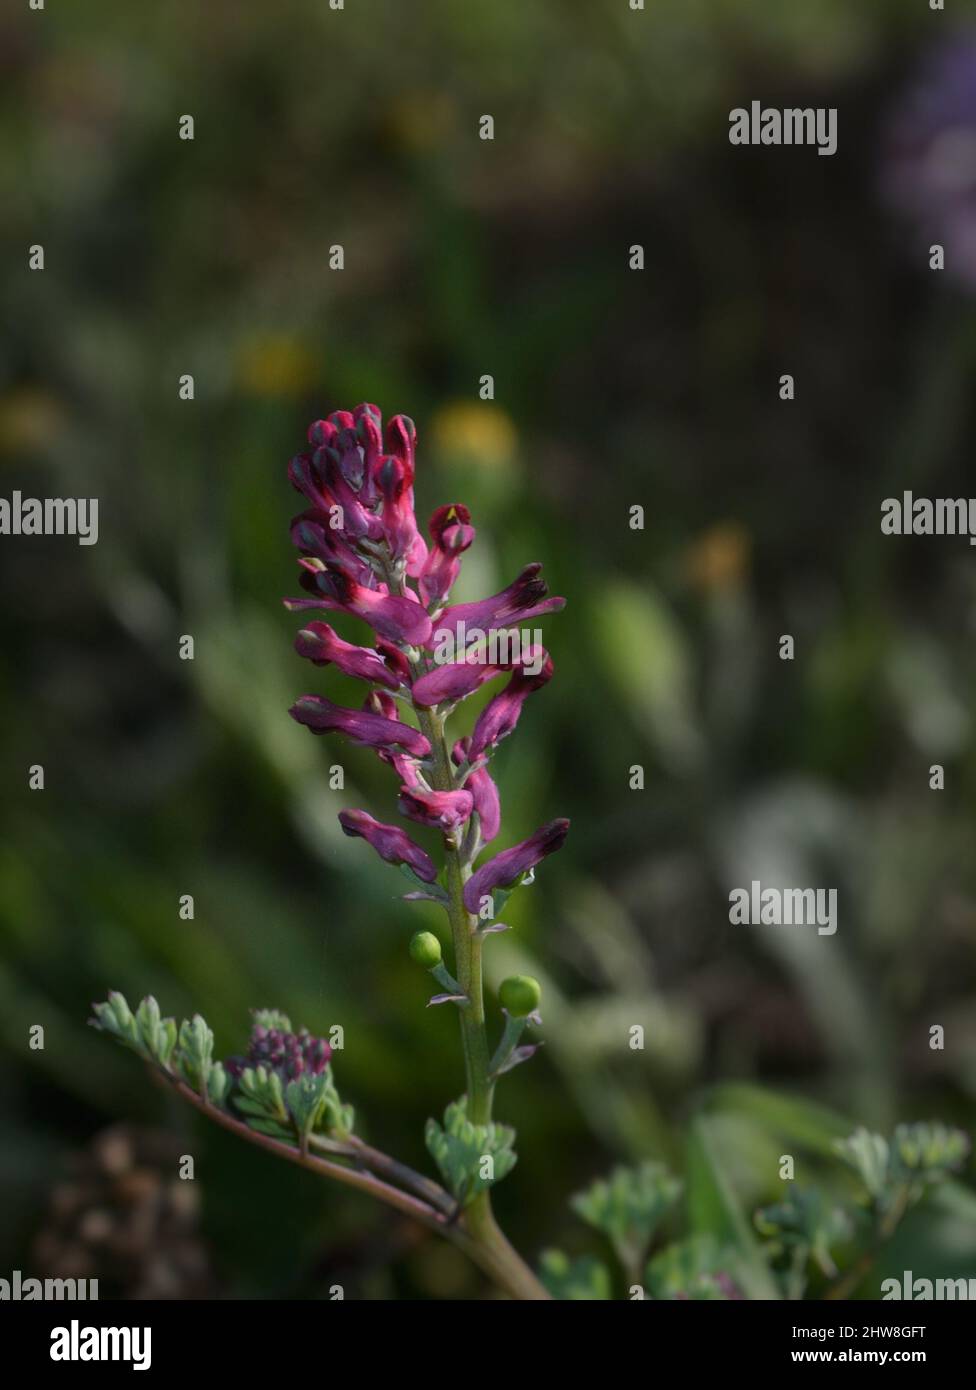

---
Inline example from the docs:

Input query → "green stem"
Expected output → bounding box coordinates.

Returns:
[823,1185,913,1300]
[415,702,493,1124]
[157,1067,549,1297]
[387,564,550,1300]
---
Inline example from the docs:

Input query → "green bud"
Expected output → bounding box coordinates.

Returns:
[409,931,443,969]
[499,975,541,1017]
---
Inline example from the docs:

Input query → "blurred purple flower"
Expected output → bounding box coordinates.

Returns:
[883,31,976,288]
[226,1021,332,1083]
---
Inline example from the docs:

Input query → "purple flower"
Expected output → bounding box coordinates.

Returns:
[398,785,474,833]
[290,513,376,586]
[295,621,403,690]
[302,569,433,647]
[289,695,431,757]
[469,654,554,758]
[339,808,438,882]
[463,819,570,914]
[453,737,501,843]
[430,564,565,648]
[412,643,550,708]
[420,503,476,607]
[284,405,566,924]
[883,32,976,289]
[226,1021,332,1083]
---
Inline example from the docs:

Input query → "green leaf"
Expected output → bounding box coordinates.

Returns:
[156,1017,178,1069]
[244,1117,295,1141]
[134,996,179,1070]
[424,1097,517,1207]
[237,1065,288,1122]
[685,1115,780,1299]
[833,1127,890,1200]
[174,1014,215,1098]
[315,1066,355,1139]
[90,991,144,1055]
[206,1061,231,1109]
[646,1234,738,1300]
[570,1161,681,1278]
[890,1122,969,1185]
[755,1187,853,1278]
[135,995,161,1057]
[538,1250,612,1300]
[250,1008,292,1033]
[285,1072,329,1140]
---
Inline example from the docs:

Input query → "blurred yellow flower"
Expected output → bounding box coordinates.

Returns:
[431,402,517,473]
[235,335,318,399]
[386,92,457,152]
[684,521,751,592]
[0,388,67,456]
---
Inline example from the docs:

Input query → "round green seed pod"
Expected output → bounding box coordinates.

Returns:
[409,931,443,969]
[499,975,541,1017]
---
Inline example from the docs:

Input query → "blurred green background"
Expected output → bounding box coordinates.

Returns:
[2,0,975,1298]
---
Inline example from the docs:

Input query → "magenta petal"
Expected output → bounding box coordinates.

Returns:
[411,656,498,706]
[451,735,501,843]
[375,453,422,563]
[430,564,565,646]
[413,643,550,708]
[398,785,474,833]
[295,622,402,690]
[338,809,437,882]
[313,571,433,646]
[466,763,501,842]
[468,656,554,758]
[289,696,430,757]
[420,503,476,606]
[463,819,570,913]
